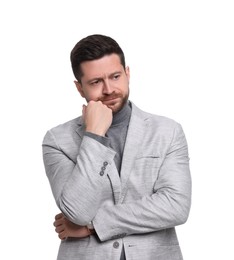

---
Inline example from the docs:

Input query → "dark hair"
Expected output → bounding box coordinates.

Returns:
[70,34,126,82]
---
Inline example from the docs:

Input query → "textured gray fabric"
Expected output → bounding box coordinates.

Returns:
[42,101,191,260]
[84,102,131,260]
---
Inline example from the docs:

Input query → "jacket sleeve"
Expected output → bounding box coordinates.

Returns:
[93,123,192,241]
[42,130,117,226]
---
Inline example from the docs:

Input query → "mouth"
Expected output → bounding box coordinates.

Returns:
[101,96,119,103]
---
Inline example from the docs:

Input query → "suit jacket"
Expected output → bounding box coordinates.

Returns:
[42,102,191,260]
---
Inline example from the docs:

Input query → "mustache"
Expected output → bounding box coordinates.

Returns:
[99,93,121,102]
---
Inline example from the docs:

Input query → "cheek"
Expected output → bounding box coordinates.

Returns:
[84,89,101,101]
[120,82,129,95]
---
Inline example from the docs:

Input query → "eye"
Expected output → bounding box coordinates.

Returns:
[90,79,101,86]
[112,74,120,80]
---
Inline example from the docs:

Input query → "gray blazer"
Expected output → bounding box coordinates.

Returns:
[42,102,191,260]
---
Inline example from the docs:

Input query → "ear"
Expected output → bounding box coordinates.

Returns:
[125,66,130,81]
[74,80,85,98]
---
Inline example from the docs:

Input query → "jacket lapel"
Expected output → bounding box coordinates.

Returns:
[75,117,85,138]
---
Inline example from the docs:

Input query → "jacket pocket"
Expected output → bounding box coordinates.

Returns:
[130,156,161,196]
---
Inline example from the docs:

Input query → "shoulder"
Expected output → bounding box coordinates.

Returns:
[49,116,82,134]
[131,102,179,128]
[130,102,186,142]
[42,116,83,145]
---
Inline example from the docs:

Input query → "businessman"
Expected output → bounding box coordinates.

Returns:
[42,34,192,260]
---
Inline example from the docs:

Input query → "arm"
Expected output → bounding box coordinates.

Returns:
[92,123,191,241]
[52,123,191,241]
[42,101,116,225]
[43,133,116,225]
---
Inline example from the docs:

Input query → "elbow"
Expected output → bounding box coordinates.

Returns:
[177,208,190,226]
[58,196,95,226]
[174,196,191,226]
[61,206,92,226]
[168,206,190,228]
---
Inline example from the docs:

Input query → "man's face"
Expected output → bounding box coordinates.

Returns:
[75,54,130,113]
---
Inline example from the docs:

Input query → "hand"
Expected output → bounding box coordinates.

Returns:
[53,213,92,240]
[82,101,113,136]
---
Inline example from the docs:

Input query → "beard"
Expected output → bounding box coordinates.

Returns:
[100,90,129,114]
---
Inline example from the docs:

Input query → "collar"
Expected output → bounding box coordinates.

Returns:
[111,101,132,126]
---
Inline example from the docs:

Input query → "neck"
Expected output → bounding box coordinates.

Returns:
[112,101,131,126]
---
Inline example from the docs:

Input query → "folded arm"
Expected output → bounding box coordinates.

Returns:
[52,123,191,241]
[92,123,192,241]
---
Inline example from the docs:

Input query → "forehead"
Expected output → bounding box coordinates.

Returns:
[80,54,123,78]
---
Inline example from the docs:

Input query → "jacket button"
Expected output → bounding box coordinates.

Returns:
[113,241,119,249]
[99,170,104,176]
[103,161,108,166]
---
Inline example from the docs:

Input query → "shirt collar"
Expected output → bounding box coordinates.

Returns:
[111,100,132,126]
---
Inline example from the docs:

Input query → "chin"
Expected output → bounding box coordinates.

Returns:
[110,100,127,114]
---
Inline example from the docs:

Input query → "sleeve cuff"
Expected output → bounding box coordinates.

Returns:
[84,132,111,147]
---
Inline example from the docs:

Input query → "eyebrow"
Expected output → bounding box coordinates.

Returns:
[87,71,123,84]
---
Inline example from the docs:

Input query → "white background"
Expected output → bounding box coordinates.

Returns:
[0,0,233,259]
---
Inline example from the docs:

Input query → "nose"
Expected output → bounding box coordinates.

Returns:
[102,80,113,94]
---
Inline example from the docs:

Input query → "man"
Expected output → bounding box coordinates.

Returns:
[42,34,191,260]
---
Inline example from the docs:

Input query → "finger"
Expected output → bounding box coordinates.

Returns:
[59,230,67,240]
[53,218,64,227]
[55,213,63,220]
[55,225,64,233]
